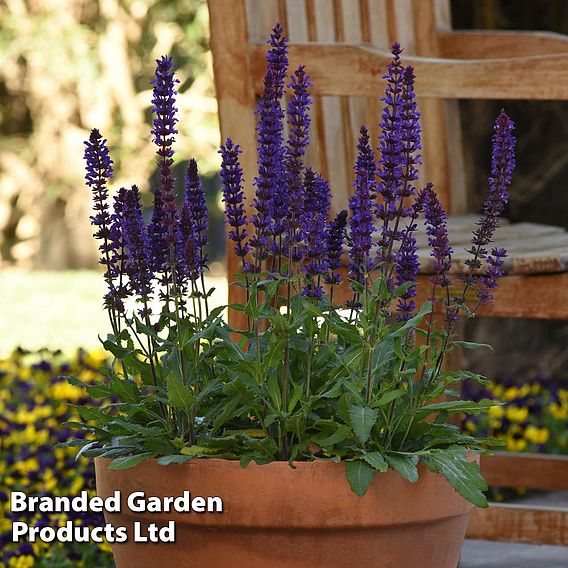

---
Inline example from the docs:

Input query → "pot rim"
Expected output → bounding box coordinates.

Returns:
[95,455,477,530]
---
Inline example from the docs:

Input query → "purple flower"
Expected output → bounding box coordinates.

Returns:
[324,210,348,285]
[280,65,313,257]
[398,65,421,200]
[148,55,181,273]
[220,139,251,266]
[185,158,209,270]
[105,188,129,313]
[348,127,376,284]
[422,184,452,290]
[377,42,404,223]
[477,247,507,304]
[179,201,202,282]
[84,129,122,311]
[464,111,515,301]
[465,111,515,271]
[250,24,288,268]
[121,186,154,314]
[301,169,331,298]
[395,225,420,320]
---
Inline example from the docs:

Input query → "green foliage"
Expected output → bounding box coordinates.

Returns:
[69,276,499,507]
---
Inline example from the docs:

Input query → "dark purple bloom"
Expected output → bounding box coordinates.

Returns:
[398,65,421,200]
[324,210,348,285]
[185,158,209,270]
[377,42,404,223]
[348,127,376,284]
[179,201,202,282]
[148,55,180,274]
[301,169,330,298]
[104,188,129,313]
[220,139,251,266]
[121,185,154,314]
[395,225,420,320]
[279,65,313,257]
[422,184,452,290]
[465,111,515,271]
[250,24,288,267]
[84,129,118,303]
[477,247,507,304]
[464,111,515,302]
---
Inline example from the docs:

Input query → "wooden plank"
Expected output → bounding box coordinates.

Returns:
[313,0,351,213]
[481,453,568,492]
[408,0,454,212]
[249,42,568,100]
[467,503,568,545]
[208,0,258,329]
[440,30,568,60]
[286,0,322,174]
[415,272,568,319]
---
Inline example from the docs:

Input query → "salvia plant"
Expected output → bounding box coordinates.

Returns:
[67,24,516,506]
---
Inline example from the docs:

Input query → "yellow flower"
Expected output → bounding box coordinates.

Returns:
[505,406,528,423]
[503,386,519,401]
[549,402,568,420]
[506,437,527,452]
[488,405,504,419]
[524,425,550,445]
[50,382,85,402]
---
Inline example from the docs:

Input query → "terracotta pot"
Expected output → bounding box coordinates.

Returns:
[95,456,476,568]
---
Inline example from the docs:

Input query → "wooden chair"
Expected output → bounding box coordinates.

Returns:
[208,0,568,545]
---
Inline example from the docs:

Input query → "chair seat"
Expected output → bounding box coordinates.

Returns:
[415,214,568,275]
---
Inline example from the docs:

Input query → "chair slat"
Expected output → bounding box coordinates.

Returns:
[249,43,568,100]
[467,504,568,546]
[482,453,568,492]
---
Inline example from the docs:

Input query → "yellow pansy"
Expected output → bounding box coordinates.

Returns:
[524,425,550,445]
[505,406,528,423]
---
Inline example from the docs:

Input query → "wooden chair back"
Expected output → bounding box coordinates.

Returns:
[208,0,568,546]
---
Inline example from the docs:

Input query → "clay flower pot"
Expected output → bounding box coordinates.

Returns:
[95,456,476,568]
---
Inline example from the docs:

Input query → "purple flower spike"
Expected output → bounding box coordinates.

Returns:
[395,226,420,320]
[250,24,288,268]
[281,65,313,253]
[348,127,376,285]
[301,169,331,298]
[324,210,348,286]
[422,184,452,290]
[377,42,404,219]
[121,186,154,314]
[84,129,120,310]
[399,65,421,200]
[179,201,202,282]
[220,139,250,264]
[466,112,515,269]
[185,159,209,270]
[148,55,180,273]
[477,247,507,304]
[464,111,515,302]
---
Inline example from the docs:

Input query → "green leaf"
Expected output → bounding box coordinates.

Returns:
[362,451,388,472]
[108,453,153,471]
[157,455,194,466]
[391,301,432,338]
[345,460,376,496]
[452,340,493,351]
[422,448,488,508]
[166,373,196,417]
[372,389,406,408]
[348,404,378,444]
[267,373,282,411]
[385,452,419,483]
[417,399,495,420]
[180,445,212,457]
